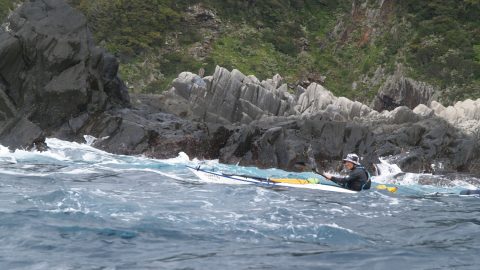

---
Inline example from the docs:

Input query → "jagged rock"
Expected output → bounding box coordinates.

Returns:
[80,108,228,160]
[428,99,480,137]
[0,117,44,150]
[216,102,479,175]
[0,0,129,149]
[0,86,16,121]
[158,66,479,175]
[296,83,373,120]
[413,104,434,118]
[160,66,297,124]
[386,106,419,124]
[431,99,480,123]
[297,83,335,114]
[373,74,435,111]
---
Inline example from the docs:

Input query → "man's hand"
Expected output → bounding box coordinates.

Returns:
[312,168,331,180]
[322,172,333,180]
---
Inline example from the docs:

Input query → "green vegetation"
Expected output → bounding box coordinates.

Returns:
[401,0,480,102]
[2,0,479,103]
[0,0,14,21]
[71,0,182,57]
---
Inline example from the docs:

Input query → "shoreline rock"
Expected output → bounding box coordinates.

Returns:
[159,67,480,176]
[0,0,129,150]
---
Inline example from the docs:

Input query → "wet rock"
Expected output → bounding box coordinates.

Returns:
[0,117,44,150]
[78,108,229,160]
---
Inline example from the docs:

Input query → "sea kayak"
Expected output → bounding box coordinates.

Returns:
[187,166,357,194]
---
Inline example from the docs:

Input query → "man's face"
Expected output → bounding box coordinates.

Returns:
[343,161,355,170]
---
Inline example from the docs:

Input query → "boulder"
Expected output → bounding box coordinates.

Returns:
[0,117,44,150]
[413,104,434,118]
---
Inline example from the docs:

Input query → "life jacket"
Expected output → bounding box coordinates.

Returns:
[357,165,371,190]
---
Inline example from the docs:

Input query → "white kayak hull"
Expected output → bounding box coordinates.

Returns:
[188,167,357,194]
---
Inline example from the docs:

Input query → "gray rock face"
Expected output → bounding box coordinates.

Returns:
[0,0,218,161]
[297,83,373,121]
[429,99,480,124]
[373,74,435,112]
[0,0,129,149]
[158,67,480,176]
[160,67,298,124]
[218,109,478,175]
[161,69,377,124]
[79,108,225,160]
[0,117,44,151]
[426,99,480,144]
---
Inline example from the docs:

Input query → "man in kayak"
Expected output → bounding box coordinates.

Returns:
[321,153,371,191]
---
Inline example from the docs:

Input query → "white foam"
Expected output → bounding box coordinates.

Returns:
[0,169,50,177]
[83,135,98,146]
[61,168,97,175]
[375,158,403,176]
[451,179,477,190]
[324,223,355,234]
[153,152,191,164]
[82,152,100,162]
[110,167,187,181]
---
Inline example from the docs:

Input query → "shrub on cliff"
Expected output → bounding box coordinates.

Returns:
[0,0,15,20]
[72,0,181,58]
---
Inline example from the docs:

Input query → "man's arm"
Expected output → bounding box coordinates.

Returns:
[322,172,348,185]
[324,170,362,185]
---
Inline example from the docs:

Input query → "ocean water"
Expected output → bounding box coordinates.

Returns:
[0,138,479,270]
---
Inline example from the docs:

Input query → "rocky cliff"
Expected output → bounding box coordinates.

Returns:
[1,0,479,177]
[0,0,217,160]
[0,0,129,149]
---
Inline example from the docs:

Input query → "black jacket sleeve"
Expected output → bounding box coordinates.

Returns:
[330,168,367,191]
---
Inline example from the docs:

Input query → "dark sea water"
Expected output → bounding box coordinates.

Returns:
[0,138,479,270]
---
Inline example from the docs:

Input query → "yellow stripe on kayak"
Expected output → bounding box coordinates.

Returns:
[269,178,311,184]
[376,184,398,193]
[270,179,399,193]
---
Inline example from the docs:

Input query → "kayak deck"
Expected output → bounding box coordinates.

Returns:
[187,167,357,194]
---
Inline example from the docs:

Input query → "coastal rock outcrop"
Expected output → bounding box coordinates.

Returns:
[159,67,297,124]
[428,99,480,131]
[0,0,129,149]
[161,68,480,176]
[77,107,226,160]
[160,67,375,124]
[373,73,435,112]
[0,0,222,160]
